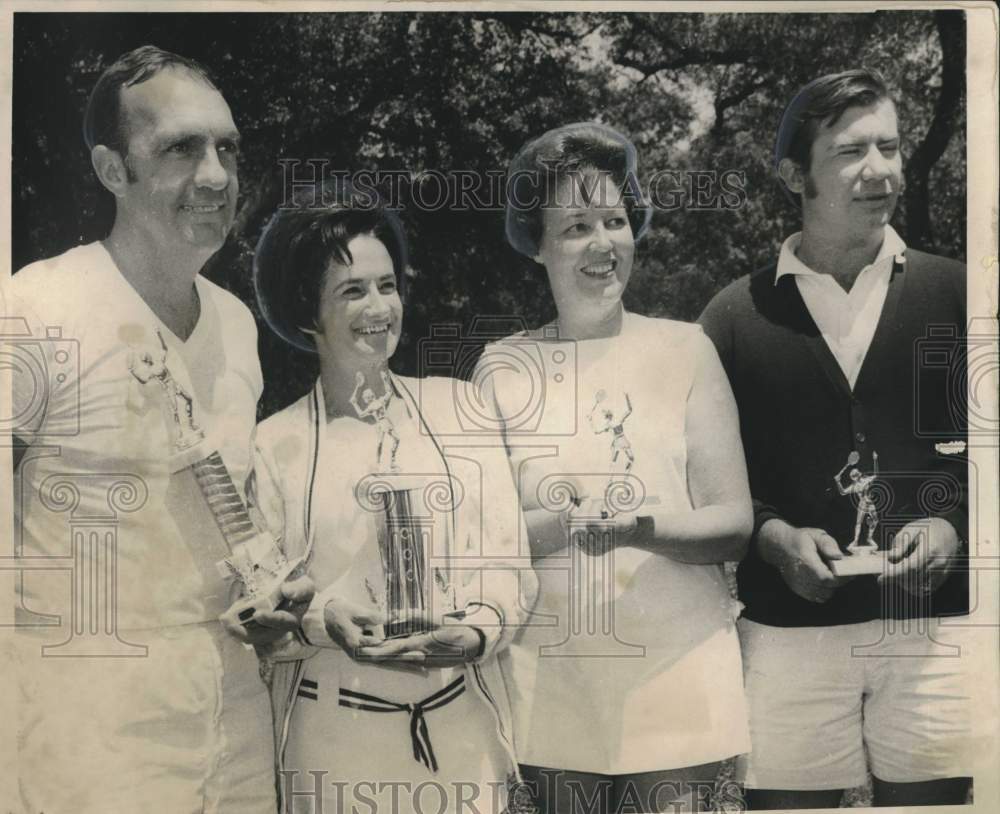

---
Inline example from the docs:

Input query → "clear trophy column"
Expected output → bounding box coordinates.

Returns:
[352,370,456,638]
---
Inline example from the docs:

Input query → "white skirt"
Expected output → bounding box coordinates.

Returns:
[284,651,513,814]
[503,621,751,774]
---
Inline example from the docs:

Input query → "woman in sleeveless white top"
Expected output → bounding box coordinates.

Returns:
[484,123,753,812]
[249,187,536,814]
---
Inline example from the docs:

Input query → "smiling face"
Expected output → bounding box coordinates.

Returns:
[533,171,635,325]
[313,234,402,369]
[116,67,240,260]
[796,99,902,243]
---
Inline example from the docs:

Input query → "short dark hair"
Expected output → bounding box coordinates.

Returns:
[775,69,893,203]
[253,184,409,354]
[83,45,219,155]
[505,122,652,258]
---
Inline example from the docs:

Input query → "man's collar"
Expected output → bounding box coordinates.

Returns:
[774,225,907,285]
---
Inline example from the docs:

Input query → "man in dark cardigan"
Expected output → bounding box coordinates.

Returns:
[700,69,970,809]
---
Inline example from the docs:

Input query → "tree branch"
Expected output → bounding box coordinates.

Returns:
[712,75,769,135]
[903,10,965,251]
[611,15,755,79]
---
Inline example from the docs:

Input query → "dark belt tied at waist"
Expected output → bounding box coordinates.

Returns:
[338,674,466,773]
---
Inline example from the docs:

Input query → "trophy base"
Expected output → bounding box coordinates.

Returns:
[384,617,437,639]
[829,549,888,576]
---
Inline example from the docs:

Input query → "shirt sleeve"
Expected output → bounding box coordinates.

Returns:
[245,429,320,660]
[245,437,288,547]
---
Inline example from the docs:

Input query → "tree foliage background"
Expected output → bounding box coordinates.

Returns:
[12,11,966,419]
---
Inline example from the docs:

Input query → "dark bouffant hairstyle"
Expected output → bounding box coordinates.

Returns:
[505,122,652,258]
[254,184,408,354]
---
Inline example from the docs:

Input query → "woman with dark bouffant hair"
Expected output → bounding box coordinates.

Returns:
[250,184,536,814]
[479,123,754,812]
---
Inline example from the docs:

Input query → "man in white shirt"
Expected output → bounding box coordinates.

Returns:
[773,222,904,391]
[6,45,308,812]
[700,68,970,809]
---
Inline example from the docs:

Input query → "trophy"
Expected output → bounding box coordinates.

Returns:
[128,332,302,626]
[587,389,635,520]
[829,450,888,576]
[352,370,456,638]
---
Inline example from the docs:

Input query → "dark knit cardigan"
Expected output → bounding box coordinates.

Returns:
[700,249,968,627]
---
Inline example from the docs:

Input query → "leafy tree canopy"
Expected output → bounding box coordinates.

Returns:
[12,11,965,417]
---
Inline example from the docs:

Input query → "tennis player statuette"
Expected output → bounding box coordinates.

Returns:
[829,450,888,576]
[587,389,634,520]
[128,332,302,626]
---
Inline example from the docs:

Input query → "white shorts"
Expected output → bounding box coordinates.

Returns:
[736,617,973,790]
[17,624,276,813]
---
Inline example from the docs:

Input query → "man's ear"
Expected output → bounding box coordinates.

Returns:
[91,145,130,197]
[778,158,805,195]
